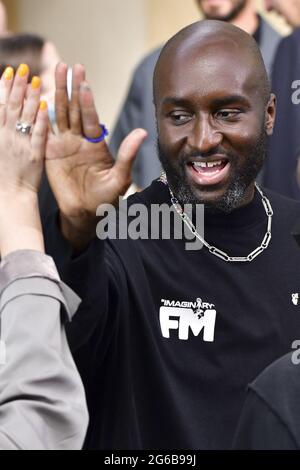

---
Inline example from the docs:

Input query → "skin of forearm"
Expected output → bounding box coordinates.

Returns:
[0,192,44,257]
[59,211,98,251]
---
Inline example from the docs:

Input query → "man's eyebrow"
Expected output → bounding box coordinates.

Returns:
[161,95,251,108]
[211,95,251,108]
[161,96,192,107]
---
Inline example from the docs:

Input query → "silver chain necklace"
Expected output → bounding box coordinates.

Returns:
[159,172,273,263]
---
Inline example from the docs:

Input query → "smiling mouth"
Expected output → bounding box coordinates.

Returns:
[187,158,230,186]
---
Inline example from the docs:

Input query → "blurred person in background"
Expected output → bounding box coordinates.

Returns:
[263,0,300,199]
[41,19,300,449]
[110,0,282,189]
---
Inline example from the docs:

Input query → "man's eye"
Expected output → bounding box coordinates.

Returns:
[169,113,192,124]
[215,110,241,119]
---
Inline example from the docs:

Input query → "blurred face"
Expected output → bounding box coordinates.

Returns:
[265,0,300,27]
[155,42,276,213]
[0,41,59,101]
[197,0,248,21]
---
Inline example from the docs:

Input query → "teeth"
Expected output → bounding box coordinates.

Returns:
[193,160,224,168]
[193,162,208,168]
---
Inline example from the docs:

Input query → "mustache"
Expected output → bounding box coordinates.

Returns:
[179,147,236,164]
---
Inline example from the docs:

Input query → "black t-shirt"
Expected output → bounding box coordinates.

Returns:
[47,180,300,450]
[233,352,300,450]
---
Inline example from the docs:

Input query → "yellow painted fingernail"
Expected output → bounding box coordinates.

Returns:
[3,66,14,80]
[40,100,47,111]
[31,76,41,89]
[17,63,29,77]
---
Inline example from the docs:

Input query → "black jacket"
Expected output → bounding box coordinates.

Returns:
[264,29,300,199]
[233,352,300,450]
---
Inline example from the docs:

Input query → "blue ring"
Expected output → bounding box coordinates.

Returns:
[85,124,109,143]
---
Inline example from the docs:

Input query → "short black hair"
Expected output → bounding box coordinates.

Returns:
[0,33,45,77]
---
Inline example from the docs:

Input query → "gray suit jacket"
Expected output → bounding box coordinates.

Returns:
[110,17,281,188]
[0,250,88,450]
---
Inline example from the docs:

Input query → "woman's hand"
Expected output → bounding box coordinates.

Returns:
[0,64,49,257]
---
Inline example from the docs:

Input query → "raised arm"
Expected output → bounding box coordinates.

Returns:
[0,65,88,450]
[45,63,147,250]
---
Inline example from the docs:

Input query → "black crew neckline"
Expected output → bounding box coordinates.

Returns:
[203,187,267,230]
[147,180,267,232]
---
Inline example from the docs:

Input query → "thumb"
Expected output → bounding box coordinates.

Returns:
[114,128,148,179]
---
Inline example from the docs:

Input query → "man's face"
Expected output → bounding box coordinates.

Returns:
[197,0,248,22]
[155,43,275,212]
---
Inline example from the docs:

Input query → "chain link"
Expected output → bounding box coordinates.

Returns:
[159,172,273,263]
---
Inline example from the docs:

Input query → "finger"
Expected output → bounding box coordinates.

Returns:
[48,119,55,135]
[25,83,31,100]
[6,64,30,128]
[78,81,101,139]
[31,101,49,160]
[20,76,42,126]
[0,67,14,126]
[115,128,148,181]
[69,63,85,135]
[55,62,69,132]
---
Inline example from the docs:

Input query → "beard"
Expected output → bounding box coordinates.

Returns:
[158,126,268,214]
[202,0,248,22]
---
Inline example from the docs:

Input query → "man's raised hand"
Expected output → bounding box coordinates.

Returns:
[46,63,147,245]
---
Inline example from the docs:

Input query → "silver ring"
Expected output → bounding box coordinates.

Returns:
[16,121,32,135]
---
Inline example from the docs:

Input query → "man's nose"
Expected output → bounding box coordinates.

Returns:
[187,116,223,155]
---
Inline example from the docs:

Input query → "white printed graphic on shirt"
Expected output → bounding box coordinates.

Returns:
[292,293,299,306]
[159,297,217,342]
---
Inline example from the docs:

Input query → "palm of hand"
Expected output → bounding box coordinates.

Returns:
[44,63,146,225]
[46,130,127,217]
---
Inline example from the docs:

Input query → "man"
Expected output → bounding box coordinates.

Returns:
[263,0,300,199]
[44,20,300,449]
[109,0,281,189]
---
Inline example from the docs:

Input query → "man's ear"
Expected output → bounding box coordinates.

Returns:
[265,93,276,136]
